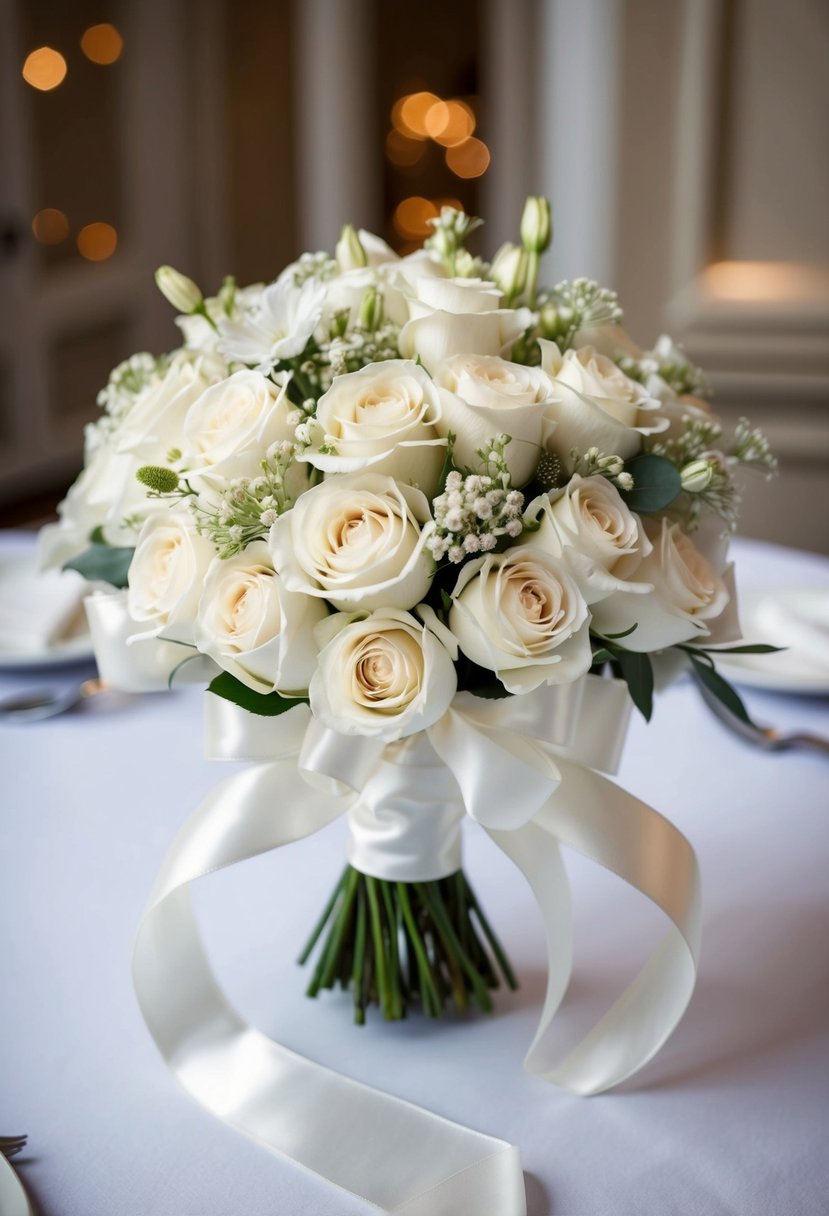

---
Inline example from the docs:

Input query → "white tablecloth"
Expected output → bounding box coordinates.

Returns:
[2,535,828,1216]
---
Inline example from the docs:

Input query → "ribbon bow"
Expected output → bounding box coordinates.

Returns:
[130,672,700,1215]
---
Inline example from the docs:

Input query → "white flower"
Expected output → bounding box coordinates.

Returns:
[448,545,592,692]
[193,540,327,693]
[529,475,652,603]
[127,507,215,643]
[218,276,325,370]
[570,323,643,360]
[540,342,668,471]
[155,265,202,314]
[269,472,434,612]
[310,609,457,741]
[300,360,447,495]
[181,370,297,483]
[398,276,533,372]
[118,350,228,457]
[434,354,555,485]
[590,516,738,651]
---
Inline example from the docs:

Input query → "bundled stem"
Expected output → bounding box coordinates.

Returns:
[300,865,518,1023]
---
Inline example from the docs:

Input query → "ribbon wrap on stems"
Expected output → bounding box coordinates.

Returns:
[128,661,701,1215]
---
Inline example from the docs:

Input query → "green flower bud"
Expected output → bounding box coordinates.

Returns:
[336,223,367,271]
[154,265,203,314]
[520,196,552,254]
[136,465,181,494]
[490,242,527,299]
[680,458,715,494]
[359,286,383,331]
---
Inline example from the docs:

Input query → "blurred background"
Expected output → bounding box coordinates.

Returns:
[1,0,827,550]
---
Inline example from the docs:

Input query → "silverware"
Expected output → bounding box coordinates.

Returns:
[0,677,107,722]
[697,681,829,756]
[0,1135,27,1159]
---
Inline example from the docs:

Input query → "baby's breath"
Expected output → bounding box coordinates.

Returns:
[193,441,298,557]
[537,279,623,350]
[569,447,633,492]
[428,435,524,563]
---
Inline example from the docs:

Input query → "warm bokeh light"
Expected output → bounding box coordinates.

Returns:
[77,222,118,261]
[393,196,438,239]
[429,100,476,147]
[80,23,124,65]
[32,208,70,245]
[703,260,829,303]
[394,92,440,140]
[445,137,491,179]
[385,129,425,169]
[22,47,67,91]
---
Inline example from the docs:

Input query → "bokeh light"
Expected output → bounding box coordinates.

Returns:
[432,100,476,147]
[32,208,70,245]
[77,222,118,261]
[394,92,440,140]
[22,47,67,91]
[445,137,490,179]
[393,196,439,239]
[385,129,425,169]
[80,23,124,65]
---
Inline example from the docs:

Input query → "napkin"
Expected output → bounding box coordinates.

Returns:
[0,555,88,651]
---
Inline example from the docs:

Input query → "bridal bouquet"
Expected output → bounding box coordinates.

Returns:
[44,199,776,1029]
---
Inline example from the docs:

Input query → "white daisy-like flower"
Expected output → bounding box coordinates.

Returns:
[218,276,325,371]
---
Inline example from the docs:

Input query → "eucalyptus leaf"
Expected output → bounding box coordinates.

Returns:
[207,670,309,717]
[612,647,654,721]
[64,544,135,588]
[687,654,755,726]
[621,453,682,513]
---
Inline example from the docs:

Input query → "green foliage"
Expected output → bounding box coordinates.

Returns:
[207,670,309,717]
[64,543,134,588]
[621,453,682,513]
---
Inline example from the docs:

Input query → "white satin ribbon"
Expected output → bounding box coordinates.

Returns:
[133,676,700,1214]
[85,592,217,692]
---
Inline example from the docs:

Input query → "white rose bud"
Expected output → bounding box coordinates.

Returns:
[336,223,368,272]
[520,196,552,254]
[590,517,738,651]
[310,609,457,741]
[269,472,435,612]
[529,475,652,603]
[680,458,715,494]
[127,507,215,643]
[448,544,592,693]
[398,275,532,373]
[155,265,203,314]
[489,242,527,300]
[194,540,327,694]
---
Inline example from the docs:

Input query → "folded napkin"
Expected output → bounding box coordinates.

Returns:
[755,591,829,670]
[0,554,87,651]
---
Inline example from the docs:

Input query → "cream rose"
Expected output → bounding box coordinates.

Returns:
[529,475,652,603]
[301,360,447,496]
[127,507,215,643]
[540,342,668,472]
[590,516,739,651]
[399,276,533,373]
[269,472,434,612]
[182,369,296,482]
[193,541,328,694]
[448,545,592,692]
[310,609,457,741]
[434,354,554,485]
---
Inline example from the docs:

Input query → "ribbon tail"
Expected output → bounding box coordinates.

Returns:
[133,760,527,1215]
[488,760,701,1096]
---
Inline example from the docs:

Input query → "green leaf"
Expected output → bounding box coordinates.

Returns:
[687,653,755,725]
[621,453,682,513]
[207,670,309,717]
[64,544,135,588]
[602,623,638,640]
[613,648,654,720]
[89,525,107,545]
[695,643,784,655]
[590,647,614,666]
[435,433,457,497]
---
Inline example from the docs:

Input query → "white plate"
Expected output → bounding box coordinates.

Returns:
[0,1155,33,1216]
[0,550,95,670]
[715,587,829,695]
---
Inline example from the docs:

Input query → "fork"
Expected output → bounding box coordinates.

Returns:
[697,681,829,756]
[0,1134,27,1159]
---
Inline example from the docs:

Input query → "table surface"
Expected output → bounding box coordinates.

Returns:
[2,534,828,1216]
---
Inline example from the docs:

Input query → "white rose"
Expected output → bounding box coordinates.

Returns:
[193,540,327,694]
[269,472,434,612]
[127,507,215,643]
[529,475,652,603]
[310,609,457,741]
[301,360,447,495]
[434,354,554,485]
[448,545,592,693]
[590,516,739,651]
[571,323,643,360]
[118,350,227,455]
[182,369,295,482]
[540,342,668,471]
[399,276,533,373]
